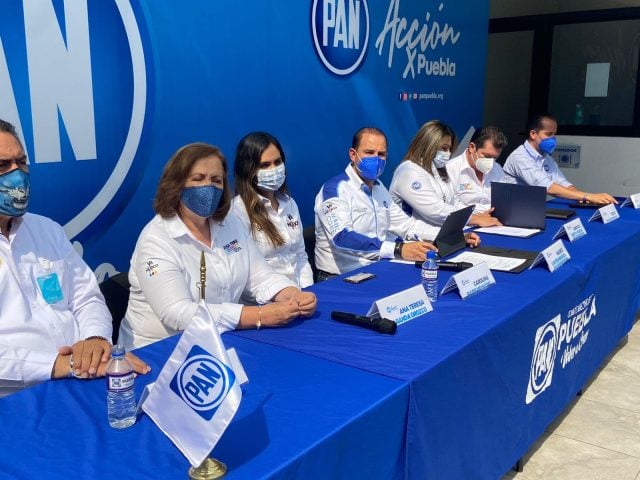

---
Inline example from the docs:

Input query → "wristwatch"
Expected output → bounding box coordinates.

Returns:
[394,241,404,259]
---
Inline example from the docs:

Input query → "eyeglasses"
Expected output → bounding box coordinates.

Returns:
[0,155,28,174]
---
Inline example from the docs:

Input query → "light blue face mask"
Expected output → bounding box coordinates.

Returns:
[432,150,451,169]
[356,155,386,181]
[539,137,557,154]
[0,168,30,217]
[180,184,223,218]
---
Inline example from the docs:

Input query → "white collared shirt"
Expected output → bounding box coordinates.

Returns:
[231,193,313,292]
[503,141,572,189]
[0,213,112,397]
[389,160,465,226]
[119,213,296,349]
[446,152,515,213]
[314,164,439,275]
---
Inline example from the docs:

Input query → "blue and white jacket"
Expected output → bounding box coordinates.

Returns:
[314,164,439,275]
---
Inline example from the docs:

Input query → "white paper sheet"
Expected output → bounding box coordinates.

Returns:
[474,226,541,237]
[447,251,526,272]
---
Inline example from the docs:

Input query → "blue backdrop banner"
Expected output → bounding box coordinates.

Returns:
[0,0,488,276]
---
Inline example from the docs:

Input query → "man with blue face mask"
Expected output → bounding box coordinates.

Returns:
[0,119,149,396]
[314,127,441,279]
[503,113,617,205]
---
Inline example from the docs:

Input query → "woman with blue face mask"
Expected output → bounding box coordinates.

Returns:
[232,132,313,293]
[389,120,490,233]
[119,143,317,349]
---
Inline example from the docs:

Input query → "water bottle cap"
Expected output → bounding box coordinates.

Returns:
[111,344,126,357]
[427,250,436,259]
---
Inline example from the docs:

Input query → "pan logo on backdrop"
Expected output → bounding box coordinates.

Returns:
[311,0,460,80]
[374,0,460,79]
[0,0,147,244]
[525,295,597,404]
[311,0,370,75]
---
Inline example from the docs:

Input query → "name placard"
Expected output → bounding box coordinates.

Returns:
[440,262,496,299]
[367,284,432,326]
[621,193,640,209]
[589,203,620,224]
[530,239,571,272]
[552,217,587,242]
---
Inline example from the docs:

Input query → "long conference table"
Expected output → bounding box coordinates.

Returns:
[2,200,640,479]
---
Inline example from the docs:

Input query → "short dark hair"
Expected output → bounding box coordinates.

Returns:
[153,143,232,221]
[470,126,508,150]
[351,127,387,150]
[0,119,23,148]
[527,113,557,133]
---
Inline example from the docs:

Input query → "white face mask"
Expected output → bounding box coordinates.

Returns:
[475,157,495,175]
[256,163,286,191]
[432,150,451,169]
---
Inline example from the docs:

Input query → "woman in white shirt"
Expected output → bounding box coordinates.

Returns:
[390,120,497,227]
[232,132,313,294]
[119,143,317,349]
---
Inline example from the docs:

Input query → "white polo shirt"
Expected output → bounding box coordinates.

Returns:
[389,160,465,226]
[119,212,296,349]
[232,193,313,292]
[0,213,112,396]
[447,152,515,213]
[503,141,572,189]
[314,164,439,275]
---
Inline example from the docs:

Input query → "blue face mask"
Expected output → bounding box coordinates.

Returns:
[180,184,223,218]
[539,137,557,154]
[356,155,386,181]
[0,168,30,217]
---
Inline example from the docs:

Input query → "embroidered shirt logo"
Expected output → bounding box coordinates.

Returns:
[145,260,159,277]
[223,240,242,254]
[322,202,338,215]
[411,181,422,191]
[286,214,299,230]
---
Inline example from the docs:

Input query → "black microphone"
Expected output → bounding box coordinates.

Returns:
[414,260,473,271]
[330,311,397,335]
[438,261,473,271]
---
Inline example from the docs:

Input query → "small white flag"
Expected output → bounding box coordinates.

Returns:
[142,301,242,466]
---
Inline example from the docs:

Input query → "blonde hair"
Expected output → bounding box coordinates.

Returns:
[403,120,456,179]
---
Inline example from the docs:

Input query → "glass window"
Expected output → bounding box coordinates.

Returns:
[548,19,640,127]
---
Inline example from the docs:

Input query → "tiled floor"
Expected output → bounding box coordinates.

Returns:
[501,316,640,480]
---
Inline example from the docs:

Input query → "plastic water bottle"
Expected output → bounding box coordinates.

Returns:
[106,344,136,429]
[421,250,439,303]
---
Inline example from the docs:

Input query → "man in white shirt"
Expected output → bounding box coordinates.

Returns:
[447,126,513,214]
[503,114,617,205]
[314,127,478,279]
[0,119,148,396]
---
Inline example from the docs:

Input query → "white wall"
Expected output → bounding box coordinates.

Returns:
[558,136,640,197]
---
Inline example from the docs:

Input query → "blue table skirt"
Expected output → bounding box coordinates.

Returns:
[232,205,640,479]
[0,334,409,480]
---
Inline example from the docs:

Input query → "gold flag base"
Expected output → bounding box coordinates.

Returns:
[188,458,227,479]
